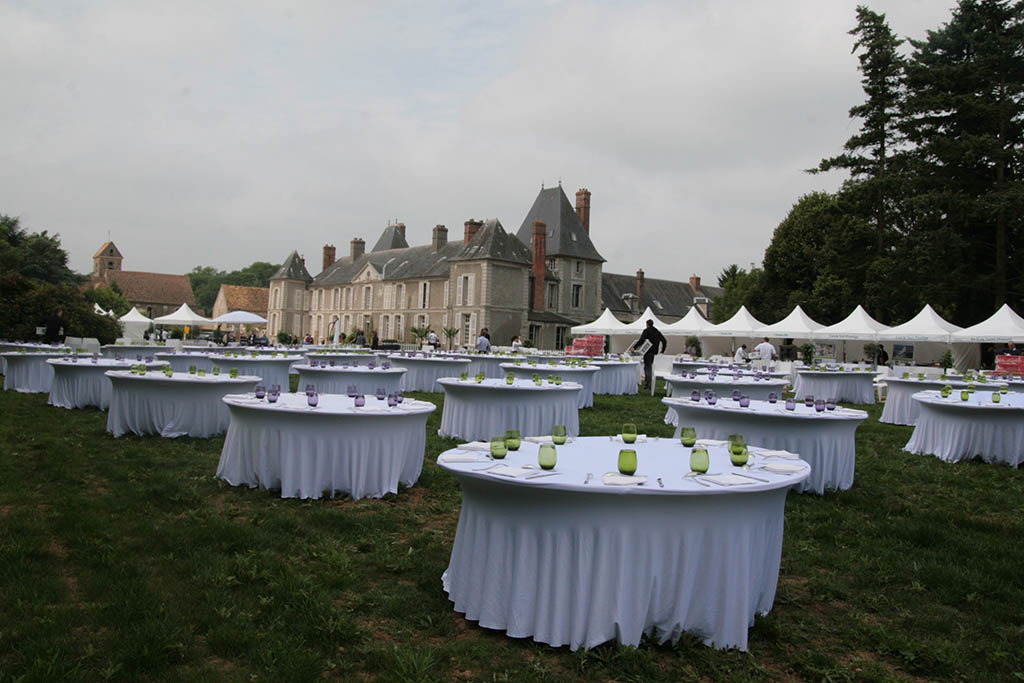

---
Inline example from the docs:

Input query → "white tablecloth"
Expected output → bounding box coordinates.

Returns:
[589,361,640,395]
[101,344,165,359]
[217,393,436,499]
[904,390,1024,466]
[105,371,260,438]
[0,343,69,373]
[880,377,1004,425]
[48,358,167,410]
[207,355,294,388]
[793,371,876,404]
[500,363,598,408]
[295,365,406,396]
[662,375,790,424]
[154,352,215,373]
[2,352,67,393]
[438,437,809,651]
[671,359,731,374]
[662,397,867,494]
[389,356,472,392]
[437,378,581,441]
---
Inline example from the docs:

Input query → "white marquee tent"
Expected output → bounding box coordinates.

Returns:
[620,307,671,333]
[757,305,824,340]
[703,305,766,338]
[153,303,211,326]
[951,303,1024,343]
[877,304,962,343]
[662,307,715,337]
[570,308,632,335]
[814,305,889,341]
[118,307,153,341]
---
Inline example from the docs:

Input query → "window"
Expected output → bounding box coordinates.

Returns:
[420,281,430,309]
[547,257,556,272]
[575,260,582,275]
[458,275,469,306]
[381,315,391,339]
[362,286,372,310]
[397,284,405,309]
[107,261,113,268]
[294,290,302,308]
[555,326,566,349]
[528,324,541,344]
[273,287,280,309]
[546,283,557,309]
[395,314,404,341]
[417,314,428,329]
[462,313,472,345]
[571,284,582,308]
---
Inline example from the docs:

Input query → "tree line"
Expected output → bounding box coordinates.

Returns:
[714,1,1024,327]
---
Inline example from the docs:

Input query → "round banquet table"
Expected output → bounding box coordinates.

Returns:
[880,377,1005,426]
[216,392,436,499]
[662,396,867,494]
[295,364,406,396]
[662,374,790,424]
[437,377,581,441]
[206,354,294,388]
[671,359,732,374]
[154,352,215,373]
[105,371,260,438]
[48,358,168,410]
[389,355,472,392]
[2,351,68,393]
[904,390,1024,466]
[438,436,809,651]
[0,343,69,374]
[793,370,876,404]
[589,360,640,395]
[694,367,789,379]
[500,362,599,408]
[100,344,164,359]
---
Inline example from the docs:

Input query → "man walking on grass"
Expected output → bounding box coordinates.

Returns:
[633,319,667,392]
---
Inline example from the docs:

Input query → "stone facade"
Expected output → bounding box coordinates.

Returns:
[89,241,196,318]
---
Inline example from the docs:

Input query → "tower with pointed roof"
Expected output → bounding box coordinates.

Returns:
[267,250,313,339]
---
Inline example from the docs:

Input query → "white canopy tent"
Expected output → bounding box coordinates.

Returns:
[118,307,153,341]
[570,308,632,335]
[952,304,1024,343]
[210,311,268,325]
[620,307,671,333]
[703,305,766,338]
[153,303,211,326]
[877,304,962,344]
[814,305,889,341]
[661,307,715,337]
[757,305,824,339]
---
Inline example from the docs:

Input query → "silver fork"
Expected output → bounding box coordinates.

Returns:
[583,472,593,485]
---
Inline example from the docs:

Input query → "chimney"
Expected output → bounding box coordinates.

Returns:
[689,274,701,292]
[322,244,336,271]
[432,224,448,252]
[575,188,591,234]
[636,268,645,306]
[464,218,483,244]
[396,222,406,241]
[532,220,547,311]
[350,238,365,260]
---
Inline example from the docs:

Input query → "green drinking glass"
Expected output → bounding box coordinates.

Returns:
[728,433,746,456]
[554,375,563,385]
[189,365,197,374]
[680,426,697,448]
[960,390,970,401]
[689,447,709,474]
[505,372,515,385]
[538,444,557,470]
[731,444,749,467]
[992,391,1001,403]
[212,366,220,375]
[460,371,468,381]
[505,429,521,451]
[490,436,508,459]
[968,383,976,394]
[941,387,951,398]
[622,423,637,444]
[617,449,637,476]
[1000,385,1008,394]
[230,368,238,378]
[552,424,567,445]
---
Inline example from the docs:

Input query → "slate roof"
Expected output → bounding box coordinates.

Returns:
[313,219,533,286]
[601,272,722,320]
[219,284,269,313]
[271,250,313,282]
[515,186,604,262]
[94,241,122,258]
[527,310,581,325]
[372,224,410,252]
[95,270,195,306]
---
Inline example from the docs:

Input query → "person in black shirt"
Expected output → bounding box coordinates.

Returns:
[1002,340,1022,356]
[633,319,667,391]
[44,307,64,343]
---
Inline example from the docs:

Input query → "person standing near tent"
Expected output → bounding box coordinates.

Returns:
[632,319,667,391]
[44,307,64,343]
[733,344,748,363]
[754,337,777,364]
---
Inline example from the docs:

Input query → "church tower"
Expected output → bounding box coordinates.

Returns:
[93,241,123,277]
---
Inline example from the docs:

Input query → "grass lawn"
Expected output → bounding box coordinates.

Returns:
[1,378,1022,681]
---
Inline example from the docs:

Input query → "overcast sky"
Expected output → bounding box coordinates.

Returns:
[2,0,955,284]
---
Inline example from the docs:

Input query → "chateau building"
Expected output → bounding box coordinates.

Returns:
[90,241,196,318]
[267,185,717,348]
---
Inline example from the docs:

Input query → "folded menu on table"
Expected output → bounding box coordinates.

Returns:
[439,452,490,463]
[702,473,756,486]
[455,441,492,451]
[695,439,728,447]
[488,465,537,479]
[602,472,648,486]
[610,434,647,443]
[750,448,799,459]
[759,462,806,474]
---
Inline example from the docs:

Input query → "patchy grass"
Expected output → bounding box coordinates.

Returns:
[0,379,1022,681]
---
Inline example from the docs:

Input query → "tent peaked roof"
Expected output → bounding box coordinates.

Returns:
[119,306,153,323]
[758,305,824,339]
[211,310,268,324]
[621,307,671,333]
[704,305,766,337]
[662,306,714,336]
[570,308,629,335]
[153,303,211,325]
[877,304,962,342]
[814,305,889,341]
[952,303,1024,343]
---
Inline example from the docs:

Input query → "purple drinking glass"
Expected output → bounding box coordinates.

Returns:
[815,399,825,413]
[690,390,700,401]
[382,360,391,370]
[785,398,796,411]
[395,391,404,404]
[376,387,386,400]
[136,354,143,361]
[307,392,319,408]
[267,391,278,404]
[347,384,357,398]
[707,393,718,406]
[305,383,315,396]
[767,392,778,403]
[354,394,366,407]
[804,396,814,407]
[739,395,750,408]
[368,361,377,370]
[255,384,266,399]
[732,389,741,401]
[387,394,398,407]
[826,398,837,411]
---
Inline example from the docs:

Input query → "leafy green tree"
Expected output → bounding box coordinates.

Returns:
[0,214,82,286]
[188,261,281,314]
[712,265,766,323]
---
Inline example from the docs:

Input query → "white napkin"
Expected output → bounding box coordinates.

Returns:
[488,465,536,479]
[702,473,756,486]
[610,434,647,443]
[602,472,648,486]
[455,441,493,451]
[759,462,806,474]
[750,448,800,460]
[439,452,490,463]
[695,439,728,448]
